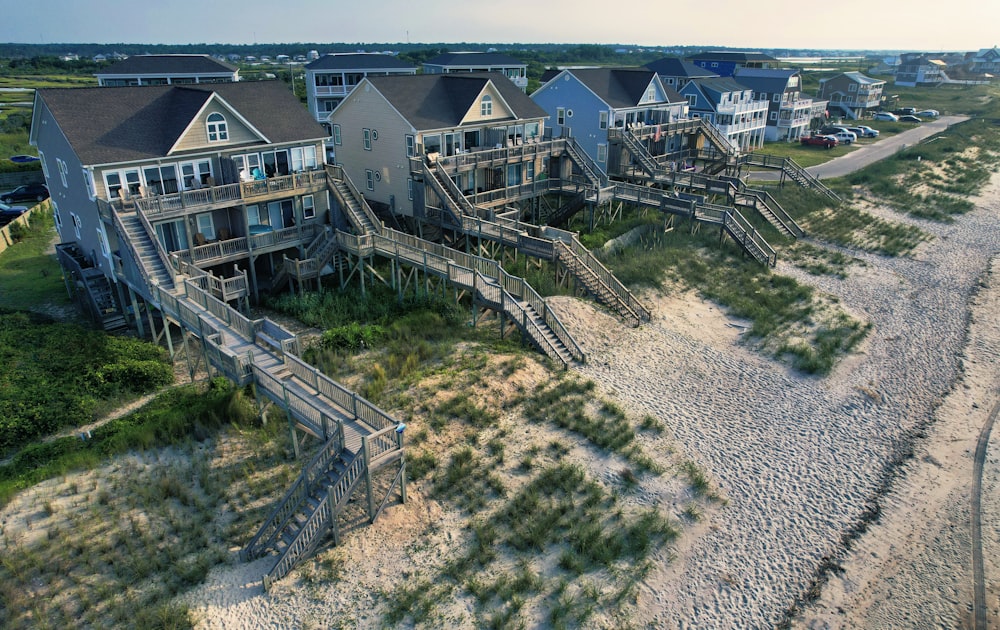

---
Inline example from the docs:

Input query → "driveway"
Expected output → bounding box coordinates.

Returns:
[750,115,970,181]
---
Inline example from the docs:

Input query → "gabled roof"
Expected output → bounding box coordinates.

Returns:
[305,53,416,71]
[424,52,526,68]
[839,71,884,85]
[644,57,718,79]
[688,77,751,107]
[36,81,326,165]
[362,72,545,131]
[688,51,777,63]
[562,68,682,108]
[733,68,801,94]
[95,54,237,76]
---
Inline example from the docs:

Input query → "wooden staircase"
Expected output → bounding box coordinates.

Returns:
[739,153,842,204]
[115,211,176,291]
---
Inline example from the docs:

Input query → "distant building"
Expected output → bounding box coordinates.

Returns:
[970,46,1000,76]
[818,72,885,120]
[423,52,528,91]
[95,54,240,87]
[679,77,769,150]
[734,68,826,142]
[687,51,777,78]
[644,57,718,90]
[304,53,417,132]
[894,53,947,86]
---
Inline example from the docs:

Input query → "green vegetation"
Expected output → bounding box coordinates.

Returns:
[0,207,67,312]
[0,378,257,506]
[385,462,677,628]
[844,118,1000,221]
[0,309,174,453]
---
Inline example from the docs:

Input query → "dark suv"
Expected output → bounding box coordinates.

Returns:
[1,184,49,204]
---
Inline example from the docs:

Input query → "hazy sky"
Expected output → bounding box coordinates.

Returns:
[4,0,996,52]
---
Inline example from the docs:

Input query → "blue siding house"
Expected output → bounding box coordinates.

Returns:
[531,68,687,174]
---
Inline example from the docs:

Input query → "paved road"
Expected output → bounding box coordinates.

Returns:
[750,115,970,181]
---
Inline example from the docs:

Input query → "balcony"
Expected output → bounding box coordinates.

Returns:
[96,170,328,222]
[314,84,351,97]
[173,224,322,267]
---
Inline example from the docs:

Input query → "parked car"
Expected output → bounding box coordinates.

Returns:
[916,109,939,118]
[873,112,898,121]
[894,107,917,116]
[0,183,49,204]
[847,125,880,138]
[800,134,839,148]
[0,201,29,219]
[819,126,857,144]
[898,115,923,123]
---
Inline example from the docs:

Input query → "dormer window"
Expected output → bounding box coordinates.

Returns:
[207,112,228,142]
[480,94,493,116]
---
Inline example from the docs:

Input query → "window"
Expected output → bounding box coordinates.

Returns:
[206,112,228,142]
[597,143,607,163]
[247,204,267,226]
[849,83,857,92]
[57,158,68,187]
[773,94,780,103]
[290,146,317,172]
[480,94,493,116]
[770,112,777,121]
[557,107,565,125]
[83,169,95,200]
[687,94,697,107]
[646,86,656,102]
[405,135,415,157]
[332,124,342,145]
[711,62,718,68]
[196,213,215,241]
[365,169,374,191]
[71,212,81,239]
[407,178,413,200]
[302,195,315,219]
[97,227,110,260]
[599,111,608,130]
[363,128,372,151]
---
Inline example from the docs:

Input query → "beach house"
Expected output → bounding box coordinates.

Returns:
[304,53,417,132]
[818,72,885,120]
[31,80,331,323]
[422,52,529,91]
[95,54,240,86]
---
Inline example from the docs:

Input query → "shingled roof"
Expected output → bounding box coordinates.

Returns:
[96,54,238,76]
[36,81,327,165]
[305,53,416,71]
[364,72,546,131]
[564,68,683,108]
[644,57,718,79]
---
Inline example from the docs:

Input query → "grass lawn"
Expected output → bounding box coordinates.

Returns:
[0,205,68,313]
[750,140,860,168]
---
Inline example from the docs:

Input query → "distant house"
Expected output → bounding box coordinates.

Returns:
[328,72,548,218]
[970,46,1000,76]
[687,51,778,78]
[679,77,769,150]
[423,52,529,91]
[31,81,330,304]
[894,54,947,86]
[734,68,827,142]
[304,53,417,132]
[818,72,885,120]
[644,57,718,90]
[95,54,240,86]
[531,68,688,173]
